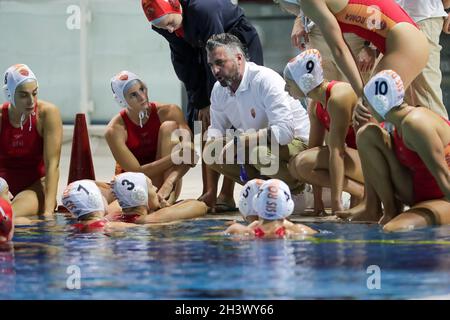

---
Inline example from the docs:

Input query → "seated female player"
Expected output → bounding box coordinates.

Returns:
[284,49,364,215]
[338,70,450,231]
[1,64,62,218]
[102,70,198,206]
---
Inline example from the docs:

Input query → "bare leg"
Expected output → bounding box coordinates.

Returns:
[143,200,207,224]
[199,138,223,209]
[290,146,365,198]
[384,199,450,232]
[336,181,382,222]
[217,177,235,207]
[379,23,429,91]
[336,124,414,224]
[155,121,191,203]
[198,166,219,209]
[12,178,45,219]
[200,137,239,211]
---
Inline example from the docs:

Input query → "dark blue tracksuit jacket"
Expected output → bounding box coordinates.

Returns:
[152,0,264,129]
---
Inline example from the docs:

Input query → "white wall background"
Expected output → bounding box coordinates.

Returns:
[0,0,182,124]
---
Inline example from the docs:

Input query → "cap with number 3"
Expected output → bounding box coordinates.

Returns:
[111,172,149,209]
[364,70,405,120]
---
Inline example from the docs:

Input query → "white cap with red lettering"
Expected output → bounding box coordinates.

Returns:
[61,180,105,219]
[254,179,294,220]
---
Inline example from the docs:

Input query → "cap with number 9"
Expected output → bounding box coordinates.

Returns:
[364,70,405,120]
[284,49,324,95]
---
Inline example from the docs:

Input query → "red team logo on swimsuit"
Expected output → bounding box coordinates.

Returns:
[445,145,450,168]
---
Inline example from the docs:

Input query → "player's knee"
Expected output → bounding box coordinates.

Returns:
[356,123,383,149]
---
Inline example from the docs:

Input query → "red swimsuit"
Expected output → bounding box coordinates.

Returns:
[115,103,161,174]
[334,0,417,53]
[73,219,107,232]
[0,102,45,196]
[253,226,286,238]
[393,121,450,204]
[315,81,357,149]
[110,213,141,224]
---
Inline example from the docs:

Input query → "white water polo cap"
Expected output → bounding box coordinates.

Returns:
[111,172,149,209]
[364,70,405,120]
[0,178,13,200]
[254,179,294,220]
[62,180,105,219]
[0,178,8,194]
[238,179,265,218]
[3,64,38,106]
[284,49,323,95]
[277,0,301,8]
[110,70,140,108]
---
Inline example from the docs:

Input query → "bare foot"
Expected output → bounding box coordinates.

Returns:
[14,217,34,225]
[350,194,364,208]
[378,213,396,226]
[216,194,236,208]
[335,202,380,222]
[331,200,344,215]
[197,192,217,210]
[308,199,326,217]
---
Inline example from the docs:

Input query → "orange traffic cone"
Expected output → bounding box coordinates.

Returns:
[57,113,96,213]
[67,113,96,183]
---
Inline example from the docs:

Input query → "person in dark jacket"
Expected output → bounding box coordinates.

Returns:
[141,0,264,212]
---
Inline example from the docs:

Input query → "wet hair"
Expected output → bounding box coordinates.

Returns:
[123,79,143,96]
[206,33,249,61]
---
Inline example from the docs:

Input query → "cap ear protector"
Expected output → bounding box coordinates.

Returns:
[111,172,149,209]
[110,82,124,108]
[285,49,324,95]
[3,72,11,102]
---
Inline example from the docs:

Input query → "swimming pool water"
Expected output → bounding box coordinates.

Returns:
[1,214,449,300]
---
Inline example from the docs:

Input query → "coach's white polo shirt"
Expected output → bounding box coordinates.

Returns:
[207,61,310,145]
[396,0,447,22]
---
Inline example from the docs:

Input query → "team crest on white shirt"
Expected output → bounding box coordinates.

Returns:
[250,108,256,119]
